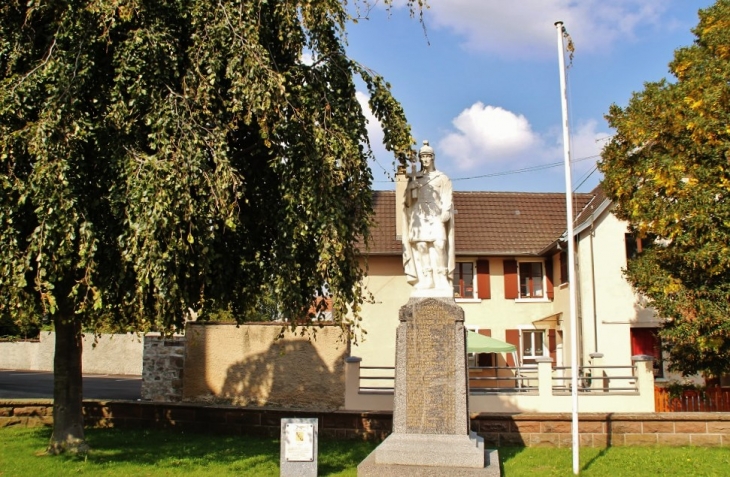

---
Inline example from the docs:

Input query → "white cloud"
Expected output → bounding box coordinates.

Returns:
[563,119,611,187]
[437,103,610,177]
[356,91,396,181]
[438,102,540,170]
[569,119,610,163]
[356,91,385,152]
[427,0,667,58]
[359,92,611,187]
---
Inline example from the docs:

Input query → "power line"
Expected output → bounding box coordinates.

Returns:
[451,154,599,182]
[374,153,601,184]
[573,164,598,191]
[371,153,395,183]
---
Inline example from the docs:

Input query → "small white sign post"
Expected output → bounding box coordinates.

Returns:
[280,418,317,476]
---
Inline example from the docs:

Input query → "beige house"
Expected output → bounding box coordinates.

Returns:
[352,186,667,382]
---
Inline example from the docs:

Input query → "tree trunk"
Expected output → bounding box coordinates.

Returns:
[47,315,88,455]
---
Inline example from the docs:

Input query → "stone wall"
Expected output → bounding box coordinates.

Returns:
[141,334,186,402]
[0,332,143,375]
[472,412,730,448]
[0,401,54,428]
[183,323,349,410]
[2,400,729,448]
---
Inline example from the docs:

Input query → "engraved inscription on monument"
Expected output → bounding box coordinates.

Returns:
[357,297,488,474]
[405,300,456,433]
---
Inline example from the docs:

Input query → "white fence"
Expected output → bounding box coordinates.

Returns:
[345,356,656,413]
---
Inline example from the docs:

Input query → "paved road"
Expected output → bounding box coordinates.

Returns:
[0,370,142,400]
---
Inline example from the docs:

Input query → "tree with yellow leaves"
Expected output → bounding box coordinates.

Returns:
[600,0,730,380]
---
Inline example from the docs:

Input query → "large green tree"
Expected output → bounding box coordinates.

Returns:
[600,0,730,380]
[0,0,417,453]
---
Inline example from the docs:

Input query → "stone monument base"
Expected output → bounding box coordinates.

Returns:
[358,436,499,476]
[372,432,485,467]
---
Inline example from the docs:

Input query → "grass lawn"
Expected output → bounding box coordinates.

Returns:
[0,427,374,476]
[500,446,730,476]
[1,427,729,476]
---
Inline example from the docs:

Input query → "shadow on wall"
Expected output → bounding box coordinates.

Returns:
[219,339,345,408]
[184,323,349,410]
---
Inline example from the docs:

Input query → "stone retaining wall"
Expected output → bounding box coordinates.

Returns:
[183,323,348,409]
[141,335,186,402]
[472,412,730,448]
[2,400,728,447]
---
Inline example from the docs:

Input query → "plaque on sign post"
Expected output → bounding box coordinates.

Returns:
[285,422,314,462]
[280,418,318,476]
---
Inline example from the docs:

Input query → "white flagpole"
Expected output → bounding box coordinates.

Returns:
[555,20,580,475]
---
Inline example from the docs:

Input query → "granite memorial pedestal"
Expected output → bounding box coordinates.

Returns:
[357,297,499,476]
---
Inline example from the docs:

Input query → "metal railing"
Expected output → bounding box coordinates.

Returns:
[359,365,395,393]
[358,364,640,394]
[358,365,539,393]
[552,365,638,393]
[468,366,539,393]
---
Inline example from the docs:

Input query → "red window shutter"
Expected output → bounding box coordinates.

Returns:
[631,328,664,378]
[476,259,491,299]
[631,328,659,358]
[548,329,557,361]
[503,259,518,299]
[478,329,491,337]
[505,329,520,366]
[545,258,554,300]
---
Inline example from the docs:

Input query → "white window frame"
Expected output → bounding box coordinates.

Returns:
[515,259,548,302]
[465,325,479,368]
[519,328,548,367]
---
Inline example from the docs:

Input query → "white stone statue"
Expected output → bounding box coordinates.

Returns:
[402,140,455,296]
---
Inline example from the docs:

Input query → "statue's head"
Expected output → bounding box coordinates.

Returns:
[418,140,435,171]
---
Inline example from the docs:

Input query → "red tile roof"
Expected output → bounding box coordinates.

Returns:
[367,190,595,256]
[574,184,609,228]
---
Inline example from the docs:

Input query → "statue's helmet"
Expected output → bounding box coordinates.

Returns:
[419,140,435,159]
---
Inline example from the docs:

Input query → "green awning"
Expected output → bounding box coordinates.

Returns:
[467,331,517,353]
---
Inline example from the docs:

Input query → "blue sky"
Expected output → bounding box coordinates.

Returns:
[343,0,716,193]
